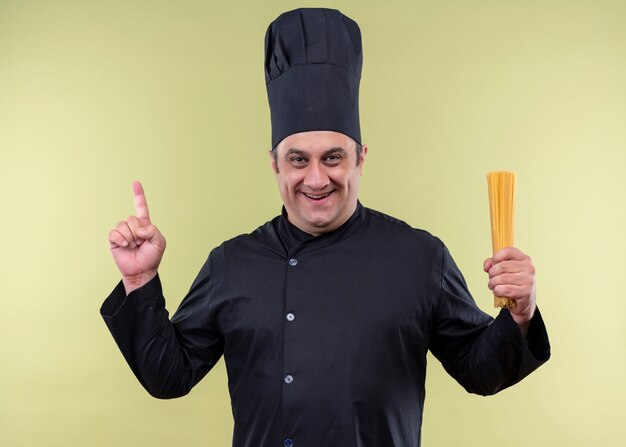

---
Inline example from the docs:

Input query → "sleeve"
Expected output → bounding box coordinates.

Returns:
[428,244,550,396]
[100,253,224,399]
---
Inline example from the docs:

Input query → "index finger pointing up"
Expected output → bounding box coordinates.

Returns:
[132,180,151,223]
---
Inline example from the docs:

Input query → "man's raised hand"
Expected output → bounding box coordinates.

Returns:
[108,181,167,294]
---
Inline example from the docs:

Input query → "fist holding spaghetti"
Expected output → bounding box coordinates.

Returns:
[485,172,537,332]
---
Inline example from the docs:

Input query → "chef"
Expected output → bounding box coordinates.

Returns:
[102,8,550,447]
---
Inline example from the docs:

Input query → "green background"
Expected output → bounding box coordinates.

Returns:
[1,0,624,445]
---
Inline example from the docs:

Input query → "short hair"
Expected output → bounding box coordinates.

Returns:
[271,139,362,173]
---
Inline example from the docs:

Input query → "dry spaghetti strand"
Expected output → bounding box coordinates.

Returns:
[487,171,517,309]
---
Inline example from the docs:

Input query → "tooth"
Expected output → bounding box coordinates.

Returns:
[305,192,329,199]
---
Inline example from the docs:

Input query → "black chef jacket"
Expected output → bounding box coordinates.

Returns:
[101,203,550,447]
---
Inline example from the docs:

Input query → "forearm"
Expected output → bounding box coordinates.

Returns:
[455,308,550,396]
[100,275,197,398]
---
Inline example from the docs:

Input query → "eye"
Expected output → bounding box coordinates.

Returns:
[324,154,343,164]
[289,156,307,166]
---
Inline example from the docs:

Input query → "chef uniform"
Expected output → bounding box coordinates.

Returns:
[101,8,550,447]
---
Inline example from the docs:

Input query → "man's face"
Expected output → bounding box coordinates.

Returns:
[271,130,367,236]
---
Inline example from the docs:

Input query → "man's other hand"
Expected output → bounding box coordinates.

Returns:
[483,247,537,335]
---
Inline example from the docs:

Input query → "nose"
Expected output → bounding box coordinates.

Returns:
[303,161,329,191]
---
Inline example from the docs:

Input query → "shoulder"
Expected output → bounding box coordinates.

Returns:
[362,206,443,250]
[210,215,283,259]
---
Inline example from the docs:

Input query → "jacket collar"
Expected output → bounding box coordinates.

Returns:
[276,201,365,255]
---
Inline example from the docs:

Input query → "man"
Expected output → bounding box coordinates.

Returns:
[102,8,550,447]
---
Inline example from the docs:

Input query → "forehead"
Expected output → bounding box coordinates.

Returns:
[276,130,355,155]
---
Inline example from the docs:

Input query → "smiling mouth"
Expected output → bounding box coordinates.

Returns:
[302,191,332,201]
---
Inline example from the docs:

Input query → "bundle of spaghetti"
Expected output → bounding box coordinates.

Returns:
[487,171,517,309]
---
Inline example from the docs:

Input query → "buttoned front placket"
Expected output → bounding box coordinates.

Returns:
[274,204,365,446]
[281,250,304,446]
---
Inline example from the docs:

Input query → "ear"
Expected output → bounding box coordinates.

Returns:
[359,144,368,174]
[268,149,279,174]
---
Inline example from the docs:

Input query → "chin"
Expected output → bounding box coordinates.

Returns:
[305,218,333,230]
[294,215,329,232]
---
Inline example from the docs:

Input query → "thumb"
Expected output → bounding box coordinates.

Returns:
[136,225,166,252]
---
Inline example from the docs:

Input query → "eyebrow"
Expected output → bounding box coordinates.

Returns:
[284,147,349,159]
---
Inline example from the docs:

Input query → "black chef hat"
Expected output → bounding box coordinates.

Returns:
[264,8,363,149]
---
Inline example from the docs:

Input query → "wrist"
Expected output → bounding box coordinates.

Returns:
[122,271,157,295]
[509,304,536,338]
